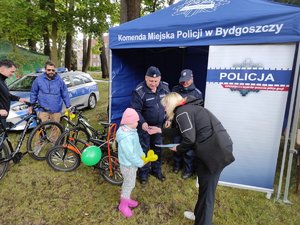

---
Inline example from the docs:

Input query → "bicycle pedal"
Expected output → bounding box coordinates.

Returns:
[12,152,24,164]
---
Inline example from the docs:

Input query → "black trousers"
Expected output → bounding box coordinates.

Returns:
[173,135,195,174]
[138,128,163,179]
[194,160,222,225]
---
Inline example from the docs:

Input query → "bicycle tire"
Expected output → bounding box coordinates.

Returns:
[46,145,81,172]
[55,127,90,152]
[0,143,10,180]
[27,121,64,161]
[98,152,123,186]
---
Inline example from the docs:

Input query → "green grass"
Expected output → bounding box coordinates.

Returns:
[0,81,300,225]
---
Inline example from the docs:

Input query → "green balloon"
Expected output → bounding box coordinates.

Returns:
[81,146,102,166]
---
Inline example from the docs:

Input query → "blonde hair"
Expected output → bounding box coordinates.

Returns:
[161,92,184,120]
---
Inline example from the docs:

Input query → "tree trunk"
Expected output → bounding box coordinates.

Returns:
[65,32,73,70]
[168,0,175,5]
[100,40,109,79]
[82,37,92,72]
[120,0,141,23]
[64,0,75,70]
[39,0,51,56]
[49,0,58,64]
[50,20,59,64]
[27,39,37,52]
[82,36,87,71]
[43,28,51,57]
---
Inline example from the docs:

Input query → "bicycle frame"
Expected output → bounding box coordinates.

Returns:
[106,123,117,177]
[62,123,117,173]
[61,112,99,139]
[0,114,37,163]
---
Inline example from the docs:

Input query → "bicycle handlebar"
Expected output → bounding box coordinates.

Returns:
[25,102,50,112]
[69,104,84,112]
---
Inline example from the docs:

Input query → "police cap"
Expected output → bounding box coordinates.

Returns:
[146,66,161,78]
[179,69,193,83]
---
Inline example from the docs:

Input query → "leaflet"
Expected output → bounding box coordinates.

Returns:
[155,144,179,148]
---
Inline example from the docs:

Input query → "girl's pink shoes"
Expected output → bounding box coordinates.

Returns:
[118,198,139,218]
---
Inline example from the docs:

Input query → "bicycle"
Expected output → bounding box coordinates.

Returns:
[0,102,64,180]
[46,108,123,185]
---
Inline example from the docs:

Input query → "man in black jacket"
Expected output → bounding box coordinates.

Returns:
[0,59,26,128]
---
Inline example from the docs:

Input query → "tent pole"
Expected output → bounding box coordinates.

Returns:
[276,43,300,202]
[283,45,300,203]
[108,49,112,124]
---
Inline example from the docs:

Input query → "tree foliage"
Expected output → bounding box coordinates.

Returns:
[0,0,299,72]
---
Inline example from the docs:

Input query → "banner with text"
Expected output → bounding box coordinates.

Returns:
[205,44,295,193]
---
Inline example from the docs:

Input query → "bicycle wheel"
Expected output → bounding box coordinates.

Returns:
[98,152,123,185]
[55,127,90,152]
[46,145,81,172]
[0,143,10,180]
[27,121,64,161]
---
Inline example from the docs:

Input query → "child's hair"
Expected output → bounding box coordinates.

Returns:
[120,108,139,125]
[161,92,183,120]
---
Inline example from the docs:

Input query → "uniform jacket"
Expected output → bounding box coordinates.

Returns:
[0,73,20,119]
[116,125,145,168]
[174,96,213,155]
[30,73,70,113]
[131,81,169,126]
[172,83,203,101]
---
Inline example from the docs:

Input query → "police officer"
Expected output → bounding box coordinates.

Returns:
[172,69,203,179]
[131,66,170,184]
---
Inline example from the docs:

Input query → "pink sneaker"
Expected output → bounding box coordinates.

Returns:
[118,198,133,218]
[127,199,139,208]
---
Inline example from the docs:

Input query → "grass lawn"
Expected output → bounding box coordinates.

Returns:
[0,81,300,225]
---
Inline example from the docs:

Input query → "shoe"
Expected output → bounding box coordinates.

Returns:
[118,198,133,218]
[150,172,166,182]
[127,199,139,208]
[173,168,179,174]
[182,172,193,180]
[184,211,195,221]
[140,177,148,185]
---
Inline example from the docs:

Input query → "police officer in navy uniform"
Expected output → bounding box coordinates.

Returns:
[172,69,203,179]
[131,66,170,184]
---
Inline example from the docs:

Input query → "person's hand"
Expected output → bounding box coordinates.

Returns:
[169,145,178,152]
[0,109,8,117]
[164,120,171,128]
[147,126,162,135]
[142,122,149,131]
[19,98,27,103]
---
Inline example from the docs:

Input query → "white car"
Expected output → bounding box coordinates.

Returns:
[7,71,100,130]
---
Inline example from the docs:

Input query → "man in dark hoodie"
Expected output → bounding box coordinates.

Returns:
[0,59,27,128]
[171,69,203,179]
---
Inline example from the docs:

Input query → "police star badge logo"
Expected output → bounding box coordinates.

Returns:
[172,0,231,17]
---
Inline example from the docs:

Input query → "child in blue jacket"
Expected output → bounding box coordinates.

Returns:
[116,108,145,218]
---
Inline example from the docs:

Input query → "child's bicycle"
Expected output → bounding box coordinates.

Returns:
[46,106,123,185]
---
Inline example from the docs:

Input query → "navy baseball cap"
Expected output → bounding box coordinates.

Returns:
[146,66,161,78]
[179,69,193,83]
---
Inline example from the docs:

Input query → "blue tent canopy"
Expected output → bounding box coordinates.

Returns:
[110,0,300,49]
[109,0,300,124]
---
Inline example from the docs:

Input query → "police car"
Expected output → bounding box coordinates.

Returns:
[7,71,100,130]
